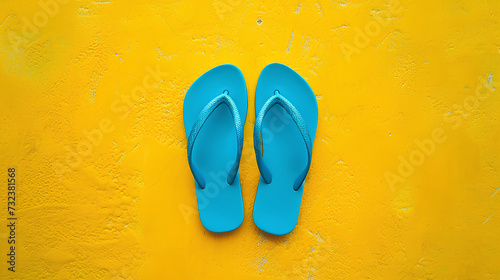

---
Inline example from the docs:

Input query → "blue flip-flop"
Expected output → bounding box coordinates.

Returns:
[252,63,318,235]
[183,64,247,233]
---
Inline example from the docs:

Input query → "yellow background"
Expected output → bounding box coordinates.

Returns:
[1,0,499,279]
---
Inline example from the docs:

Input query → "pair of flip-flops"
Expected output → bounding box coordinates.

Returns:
[183,63,318,235]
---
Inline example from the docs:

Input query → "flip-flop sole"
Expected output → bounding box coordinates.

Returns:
[183,64,247,232]
[253,63,318,235]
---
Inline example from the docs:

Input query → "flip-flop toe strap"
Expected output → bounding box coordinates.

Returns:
[187,90,243,189]
[254,90,312,191]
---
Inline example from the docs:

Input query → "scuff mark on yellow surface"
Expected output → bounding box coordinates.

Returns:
[43,249,76,272]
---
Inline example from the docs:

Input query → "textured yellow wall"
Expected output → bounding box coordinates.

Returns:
[1,0,499,279]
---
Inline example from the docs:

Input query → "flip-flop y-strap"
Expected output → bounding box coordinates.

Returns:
[254,90,313,191]
[187,90,243,188]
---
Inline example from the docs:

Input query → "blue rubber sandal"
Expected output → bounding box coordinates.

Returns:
[183,64,247,233]
[252,63,318,235]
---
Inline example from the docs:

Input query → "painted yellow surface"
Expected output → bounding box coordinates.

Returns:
[1,0,499,279]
